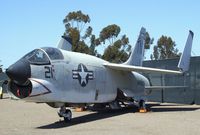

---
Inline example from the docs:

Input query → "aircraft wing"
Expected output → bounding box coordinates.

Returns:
[145,86,187,89]
[103,63,183,75]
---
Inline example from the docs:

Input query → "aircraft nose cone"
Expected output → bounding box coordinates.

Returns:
[6,59,31,84]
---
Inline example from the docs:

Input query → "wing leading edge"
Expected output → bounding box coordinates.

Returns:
[145,86,188,89]
[103,63,183,74]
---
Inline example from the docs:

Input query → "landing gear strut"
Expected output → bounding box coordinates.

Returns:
[138,100,147,113]
[58,106,72,122]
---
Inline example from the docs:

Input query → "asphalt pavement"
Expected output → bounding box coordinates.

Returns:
[0,94,200,135]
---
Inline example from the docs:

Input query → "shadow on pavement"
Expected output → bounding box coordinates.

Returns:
[37,103,200,129]
[37,107,136,129]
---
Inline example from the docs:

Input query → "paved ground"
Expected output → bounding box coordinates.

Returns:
[1,94,200,135]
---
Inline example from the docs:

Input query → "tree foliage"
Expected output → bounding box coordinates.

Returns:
[62,11,155,62]
[0,60,2,73]
[63,10,90,32]
[151,35,180,60]
[63,10,94,53]
[83,26,101,56]
[99,24,121,45]
[102,35,131,63]
[97,24,131,63]
[145,32,154,50]
[83,26,92,39]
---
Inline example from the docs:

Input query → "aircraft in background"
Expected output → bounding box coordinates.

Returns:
[5,27,193,122]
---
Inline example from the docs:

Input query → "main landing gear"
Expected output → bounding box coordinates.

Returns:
[58,106,72,122]
[138,99,147,113]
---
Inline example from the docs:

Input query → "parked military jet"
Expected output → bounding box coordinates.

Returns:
[5,27,193,122]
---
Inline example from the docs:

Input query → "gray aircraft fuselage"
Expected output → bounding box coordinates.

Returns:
[6,47,149,105]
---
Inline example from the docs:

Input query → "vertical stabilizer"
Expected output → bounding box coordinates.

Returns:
[178,30,194,72]
[57,36,72,51]
[124,27,146,66]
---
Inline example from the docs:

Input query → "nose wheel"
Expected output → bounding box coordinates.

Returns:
[58,106,72,122]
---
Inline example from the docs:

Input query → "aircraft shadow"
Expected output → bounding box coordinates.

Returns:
[37,107,137,129]
[149,105,200,112]
[37,104,200,129]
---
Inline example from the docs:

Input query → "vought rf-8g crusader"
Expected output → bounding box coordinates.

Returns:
[5,27,193,122]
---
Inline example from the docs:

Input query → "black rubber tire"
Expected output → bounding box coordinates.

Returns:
[64,109,72,122]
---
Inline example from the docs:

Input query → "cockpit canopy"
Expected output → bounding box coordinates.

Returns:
[42,47,64,60]
[22,47,64,65]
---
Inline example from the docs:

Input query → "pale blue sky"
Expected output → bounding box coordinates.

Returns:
[0,0,200,68]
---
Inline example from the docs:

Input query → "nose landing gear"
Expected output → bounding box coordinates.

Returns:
[58,106,72,122]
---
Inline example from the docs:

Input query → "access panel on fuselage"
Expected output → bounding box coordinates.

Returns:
[94,67,117,102]
[94,67,106,102]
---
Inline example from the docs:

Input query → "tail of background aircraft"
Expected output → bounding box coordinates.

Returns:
[178,30,194,72]
[123,27,146,66]
[57,36,72,51]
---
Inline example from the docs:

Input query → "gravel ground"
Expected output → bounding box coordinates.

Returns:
[0,94,200,135]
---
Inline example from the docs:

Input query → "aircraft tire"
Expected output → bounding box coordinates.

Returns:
[64,109,72,122]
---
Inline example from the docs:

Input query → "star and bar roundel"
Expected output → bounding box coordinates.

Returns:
[72,63,94,87]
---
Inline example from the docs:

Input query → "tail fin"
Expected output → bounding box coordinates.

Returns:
[57,36,72,51]
[178,30,194,72]
[124,27,146,66]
